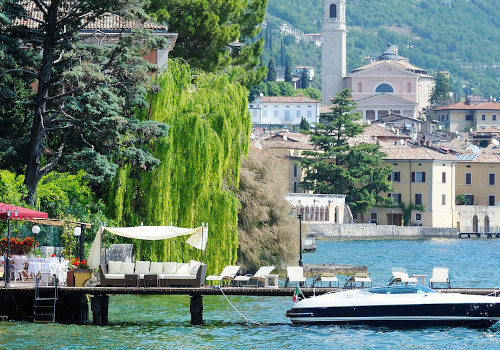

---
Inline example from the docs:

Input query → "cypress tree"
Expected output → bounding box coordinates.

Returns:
[284,60,293,83]
[267,59,277,82]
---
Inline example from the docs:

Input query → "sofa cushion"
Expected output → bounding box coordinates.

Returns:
[108,261,122,274]
[104,273,125,280]
[120,262,135,274]
[163,262,177,274]
[135,261,150,274]
[149,262,163,274]
[177,263,190,275]
[160,274,196,280]
[189,260,201,275]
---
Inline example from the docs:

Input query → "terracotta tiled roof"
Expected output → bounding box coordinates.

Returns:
[433,101,500,111]
[259,96,320,104]
[15,1,167,31]
[381,145,456,161]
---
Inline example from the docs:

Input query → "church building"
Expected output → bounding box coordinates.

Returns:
[322,0,434,120]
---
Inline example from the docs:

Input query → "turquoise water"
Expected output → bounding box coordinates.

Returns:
[1,238,500,349]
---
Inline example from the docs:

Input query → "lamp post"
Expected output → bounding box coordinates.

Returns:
[1,204,19,287]
[74,226,81,261]
[298,213,303,267]
[391,210,394,225]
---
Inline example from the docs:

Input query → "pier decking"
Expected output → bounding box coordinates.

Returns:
[1,283,499,325]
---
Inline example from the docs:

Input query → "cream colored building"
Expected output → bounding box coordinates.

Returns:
[433,96,500,134]
[363,144,457,228]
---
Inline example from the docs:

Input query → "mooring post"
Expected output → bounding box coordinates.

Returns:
[190,294,203,325]
[91,295,109,325]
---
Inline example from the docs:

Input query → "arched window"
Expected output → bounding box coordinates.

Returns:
[375,83,394,93]
[334,207,339,223]
[473,215,478,233]
[485,215,490,233]
[330,4,337,18]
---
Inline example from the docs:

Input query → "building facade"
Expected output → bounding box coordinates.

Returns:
[249,96,321,126]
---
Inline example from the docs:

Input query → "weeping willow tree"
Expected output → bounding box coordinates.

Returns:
[105,60,251,273]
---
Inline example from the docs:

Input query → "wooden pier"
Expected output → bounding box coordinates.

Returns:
[1,285,499,325]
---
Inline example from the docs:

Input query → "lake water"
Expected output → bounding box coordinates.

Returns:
[2,238,500,349]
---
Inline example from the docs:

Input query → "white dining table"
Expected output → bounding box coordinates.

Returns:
[28,257,69,284]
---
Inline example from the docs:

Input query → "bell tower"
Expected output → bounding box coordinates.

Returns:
[322,0,347,105]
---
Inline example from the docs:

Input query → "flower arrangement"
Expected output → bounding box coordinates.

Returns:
[71,257,89,270]
[0,236,35,255]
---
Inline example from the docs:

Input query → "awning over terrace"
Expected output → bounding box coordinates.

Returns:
[0,203,48,221]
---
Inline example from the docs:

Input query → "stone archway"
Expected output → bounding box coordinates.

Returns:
[485,215,490,234]
[473,215,479,233]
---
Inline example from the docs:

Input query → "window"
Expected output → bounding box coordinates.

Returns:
[482,114,486,121]
[416,213,422,221]
[296,110,301,119]
[494,114,497,121]
[465,172,472,185]
[375,83,394,93]
[293,164,298,177]
[273,110,278,118]
[489,173,495,185]
[388,171,400,182]
[442,172,446,184]
[442,194,446,205]
[370,212,377,223]
[263,110,267,118]
[358,82,362,92]
[411,172,426,183]
[464,194,474,205]
[307,110,312,118]
[415,194,423,205]
[407,82,411,93]
[465,115,472,121]
[285,110,291,121]
[489,195,495,206]
[389,193,402,204]
[293,181,298,193]
[330,4,337,18]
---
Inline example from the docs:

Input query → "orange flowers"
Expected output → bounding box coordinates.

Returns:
[71,257,88,269]
[0,236,35,255]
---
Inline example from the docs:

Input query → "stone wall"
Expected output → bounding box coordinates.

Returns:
[308,223,458,238]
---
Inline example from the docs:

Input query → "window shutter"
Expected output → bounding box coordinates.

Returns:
[422,172,426,182]
[396,172,400,182]
[411,172,415,182]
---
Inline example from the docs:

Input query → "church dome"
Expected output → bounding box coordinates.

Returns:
[378,47,399,61]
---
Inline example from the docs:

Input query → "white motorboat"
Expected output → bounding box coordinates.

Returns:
[286,284,500,328]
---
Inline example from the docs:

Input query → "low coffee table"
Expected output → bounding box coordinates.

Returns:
[124,274,139,287]
[143,274,159,287]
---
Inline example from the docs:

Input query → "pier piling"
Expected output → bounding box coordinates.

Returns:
[190,294,203,325]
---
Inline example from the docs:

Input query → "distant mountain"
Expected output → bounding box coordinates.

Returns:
[264,0,500,100]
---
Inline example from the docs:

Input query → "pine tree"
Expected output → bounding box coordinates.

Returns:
[299,117,310,131]
[300,69,309,89]
[300,89,393,217]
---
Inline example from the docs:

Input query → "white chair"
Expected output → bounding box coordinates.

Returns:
[11,255,27,281]
[429,267,450,289]
[285,266,307,287]
[233,266,275,287]
[206,265,240,285]
[390,267,418,285]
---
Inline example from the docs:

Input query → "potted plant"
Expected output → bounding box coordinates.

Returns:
[69,257,93,287]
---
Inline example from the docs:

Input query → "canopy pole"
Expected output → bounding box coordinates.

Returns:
[200,223,204,264]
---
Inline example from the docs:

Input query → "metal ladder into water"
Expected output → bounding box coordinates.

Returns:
[33,274,58,323]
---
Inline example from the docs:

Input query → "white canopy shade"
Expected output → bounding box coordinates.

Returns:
[87,225,208,268]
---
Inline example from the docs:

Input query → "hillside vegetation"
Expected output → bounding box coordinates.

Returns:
[265,0,500,99]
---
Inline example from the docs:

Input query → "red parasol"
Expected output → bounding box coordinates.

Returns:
[0,202,48,221]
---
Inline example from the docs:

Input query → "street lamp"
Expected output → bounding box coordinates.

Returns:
[290,207,304,267]
[74,225,85,261]
[391,210,394,225]
[1,204,19,287]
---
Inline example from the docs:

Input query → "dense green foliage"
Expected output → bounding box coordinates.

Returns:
[147,0,268,88]
[249,81,321,102]
[105,60,251,273]
[300,90,393,217]
[265,0,500,99]
[0,0,168,205]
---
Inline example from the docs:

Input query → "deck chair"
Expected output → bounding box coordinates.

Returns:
[206,265,240,286]
[233,266,275,287]
[312,273,339,288]
[389,267,418,285]
[429,267,450,289]
[345,272,372,288]
[285,266,307,287]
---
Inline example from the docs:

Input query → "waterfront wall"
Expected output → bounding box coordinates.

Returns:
[308,223,459,238]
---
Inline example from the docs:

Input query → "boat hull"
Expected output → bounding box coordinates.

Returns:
[286,302,500,328]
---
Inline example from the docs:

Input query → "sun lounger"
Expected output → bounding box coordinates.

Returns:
[345,272,372,288]
[206,265,240,285]
[285,266,307,287]
[429,267,450,289]
[233,266,275,286]
[312,273,339,288]
[389,267,418,285]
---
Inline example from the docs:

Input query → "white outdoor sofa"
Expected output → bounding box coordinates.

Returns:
[99,260,206,287]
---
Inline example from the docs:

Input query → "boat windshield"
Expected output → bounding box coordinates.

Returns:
[366,285,437,295]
